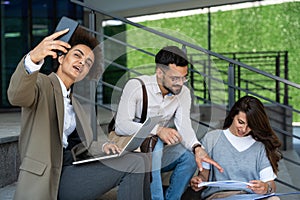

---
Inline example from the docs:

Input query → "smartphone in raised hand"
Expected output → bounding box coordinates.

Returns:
[54,16,79,55]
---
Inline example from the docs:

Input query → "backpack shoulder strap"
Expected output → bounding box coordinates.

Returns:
[132,78,148,123]
[108,77,148,132]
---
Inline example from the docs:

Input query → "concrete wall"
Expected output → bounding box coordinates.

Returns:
[0,140,20,188]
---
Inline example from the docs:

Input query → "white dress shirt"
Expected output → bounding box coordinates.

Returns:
[115,75,200,151]
[24,54,76,148]
[56,76,76,148]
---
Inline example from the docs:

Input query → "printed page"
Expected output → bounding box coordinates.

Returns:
[198,180,252,188]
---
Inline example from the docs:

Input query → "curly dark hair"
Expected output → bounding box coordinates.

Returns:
[223,95,282,174]
[53,25,102,81]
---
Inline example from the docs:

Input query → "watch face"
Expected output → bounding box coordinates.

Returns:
[267,183,272,193]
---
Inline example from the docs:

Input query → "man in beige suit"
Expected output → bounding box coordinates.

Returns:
[7,26,150,200]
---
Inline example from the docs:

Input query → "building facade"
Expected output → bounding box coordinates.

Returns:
[0,0,83,109]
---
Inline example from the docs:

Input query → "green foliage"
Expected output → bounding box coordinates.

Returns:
[126,2,300,121]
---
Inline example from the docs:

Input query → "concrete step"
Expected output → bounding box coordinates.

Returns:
[0,183,117,200]
[1,111,300,199]
[276,150,300,200]
[2,155,299,200]
[282,150,300,185]
[0,112,20,189]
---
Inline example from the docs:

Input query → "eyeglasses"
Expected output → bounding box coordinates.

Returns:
[166,75,189,83]
[161,68,189,83]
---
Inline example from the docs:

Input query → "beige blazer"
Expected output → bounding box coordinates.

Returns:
[7,57,105,200]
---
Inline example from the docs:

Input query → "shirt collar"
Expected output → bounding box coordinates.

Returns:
[224,128,253,140]
[55,74,71,98]
[150,74,175,97]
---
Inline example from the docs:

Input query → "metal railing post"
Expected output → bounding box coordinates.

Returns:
[284,51,289,105]
[275,53,280,103]
[237,60,241,99]
[228,63,235,110]
[89,10,96,36]
[89,10,97,140]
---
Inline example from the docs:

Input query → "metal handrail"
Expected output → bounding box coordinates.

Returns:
[98,30,300,140]
[83,10,300,140]
[276,179,300,191]
[71,0,300,89]
[71,0,300,191]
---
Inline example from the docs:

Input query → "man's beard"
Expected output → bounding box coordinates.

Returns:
[163,83,182,95]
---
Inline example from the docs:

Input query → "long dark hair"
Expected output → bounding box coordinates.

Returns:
[223,96,282,174]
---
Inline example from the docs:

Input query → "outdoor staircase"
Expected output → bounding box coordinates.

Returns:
[1,109,300,200]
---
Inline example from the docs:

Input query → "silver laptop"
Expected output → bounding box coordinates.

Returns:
[73,115,162,165]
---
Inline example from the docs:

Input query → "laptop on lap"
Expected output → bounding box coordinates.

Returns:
[72,115,162,165]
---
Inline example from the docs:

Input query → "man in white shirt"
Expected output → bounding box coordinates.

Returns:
[115,46,223,200]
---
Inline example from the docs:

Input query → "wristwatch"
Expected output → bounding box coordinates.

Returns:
[267,182,273,193]
[192,144,202,154]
